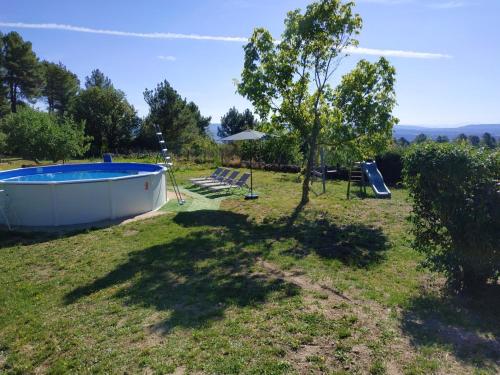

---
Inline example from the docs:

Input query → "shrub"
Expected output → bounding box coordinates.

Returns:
[375,147,404,185]
[240,134,301,166]
[403,142,500,291]
[2,107,90,162]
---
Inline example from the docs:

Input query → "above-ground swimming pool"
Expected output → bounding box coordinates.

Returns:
[0,163,167,228]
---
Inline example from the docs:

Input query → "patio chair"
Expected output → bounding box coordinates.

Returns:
[208,173,251,193]
[192,169,230,187]
[196,170,240,188]
[189,167,223,183]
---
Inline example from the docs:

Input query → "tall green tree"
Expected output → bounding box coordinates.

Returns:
[454,133,468,143]
[396,137,410,147]
[325,58,398,163]
[0,33,11,118]
[142,80,210,154]
[84,69,113,89]
[187,101,212,135]
[42,61,80,115]
[468,134,480,147]
[1,32,43,112]
[218,107,257,138]
[413,133,428,144]
[435,135,449,143]
[238,0,397,204]
[481,132,497,149]
[70,85,139,155]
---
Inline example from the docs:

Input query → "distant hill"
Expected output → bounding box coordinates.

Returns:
[207,123,500,142]
[394,124,500,141]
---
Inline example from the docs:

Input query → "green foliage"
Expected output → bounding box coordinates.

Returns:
[454,133,468,143]
[481,132,497,149]
[0,32,43,112]
[242,133,302,165]
[403,142,500,291]
[0,34,11,118]
[0,130,6,154]
[70,83,139,155]
[326,57,398,163]
[375,146,405,185]
[2,107,90,162]
[467,134,480,146]
[84,69,113,89]
[218,107,257,138]
[42,61,80,115]
[141,80,211,154]
[413,133,428,144]
[238,0,396,204]
[396,137,410,147]
[435,135,449,143]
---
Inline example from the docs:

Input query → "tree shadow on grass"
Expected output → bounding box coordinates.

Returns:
[65,209,389,332]
[0,228,91,249]
[65,210,299,332]
[401,284,500,368]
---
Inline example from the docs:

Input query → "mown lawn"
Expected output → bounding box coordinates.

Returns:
[0,163,499,374]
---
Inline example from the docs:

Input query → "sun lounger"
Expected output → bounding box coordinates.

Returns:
[192,169,231,187]
[189,167,223,183]
[208,173,251,193]
[196,171,239,188]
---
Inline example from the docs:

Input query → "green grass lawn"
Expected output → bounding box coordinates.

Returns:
[0,162,499,374]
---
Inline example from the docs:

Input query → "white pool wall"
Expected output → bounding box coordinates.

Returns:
[0,164,167,227]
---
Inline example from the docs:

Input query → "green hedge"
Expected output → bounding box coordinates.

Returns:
[403,143,500,291]
[375,147,404,185]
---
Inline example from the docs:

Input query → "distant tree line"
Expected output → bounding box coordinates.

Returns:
[395,132,498,149]
[0,31,214,162]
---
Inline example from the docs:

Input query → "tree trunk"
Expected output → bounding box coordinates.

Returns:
[300,90,323,206]
[301,118,321,205]
[9,83,16,113]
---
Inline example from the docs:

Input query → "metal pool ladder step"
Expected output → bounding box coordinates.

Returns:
[153,124,185,205]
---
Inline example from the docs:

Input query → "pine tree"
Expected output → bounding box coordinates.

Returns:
[42,61,80,115]
[1,32,43,112]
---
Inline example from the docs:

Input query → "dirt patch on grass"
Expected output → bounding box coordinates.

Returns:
[257,257,500,374]
[256,258,420,373]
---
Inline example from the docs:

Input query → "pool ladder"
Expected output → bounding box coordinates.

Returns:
[154,124,185,205]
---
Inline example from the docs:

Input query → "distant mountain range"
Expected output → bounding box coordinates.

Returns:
[393,124,500,141]
[207,123,500,142]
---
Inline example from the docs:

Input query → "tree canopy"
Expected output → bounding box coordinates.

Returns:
[84,69,113,89]
[141,80,211,154]
[0,32,43,112]
[42,61,80,115]
[2,107,89,162]
[70,83,139,155]
[238,0,397,204]
[413,133,428,144]
[481,132,497,149]
[218,107,257,138]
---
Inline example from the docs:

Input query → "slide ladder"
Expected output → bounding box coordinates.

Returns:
[347,162,366,199]
[154,124,185,205]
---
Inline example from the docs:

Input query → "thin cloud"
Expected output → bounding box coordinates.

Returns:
[0,21,451,59]
[0,22,248,42]
[158,55,176,61]
[358,0,470,7]
[346,46,452,59]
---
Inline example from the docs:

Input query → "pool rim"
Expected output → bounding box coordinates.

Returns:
[0,162,166,186]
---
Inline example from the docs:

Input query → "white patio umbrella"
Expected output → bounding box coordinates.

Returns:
[220,129,268,200]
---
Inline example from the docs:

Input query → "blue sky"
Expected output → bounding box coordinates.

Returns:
[1,0,499,126]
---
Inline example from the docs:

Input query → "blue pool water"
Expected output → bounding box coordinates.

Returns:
[5,170,139,182]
